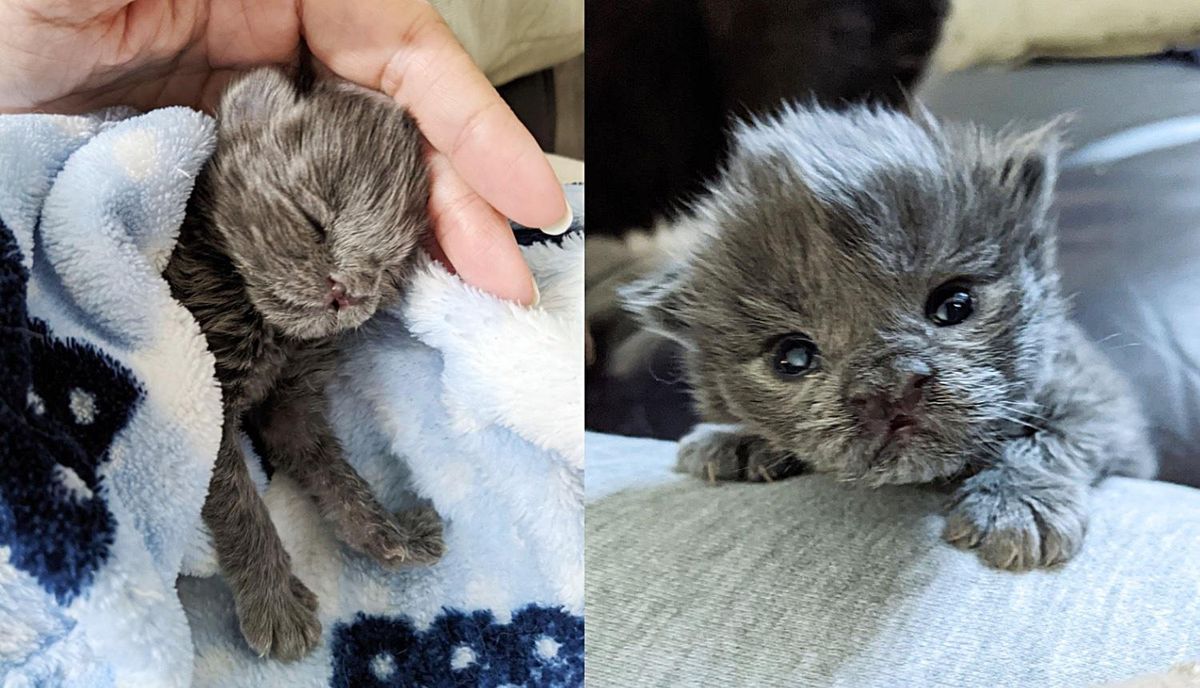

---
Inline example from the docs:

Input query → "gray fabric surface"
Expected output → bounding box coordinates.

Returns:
[920,62,1200,143]
[586,434,1200,687]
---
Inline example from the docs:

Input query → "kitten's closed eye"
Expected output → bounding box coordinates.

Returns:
[298,207,327,242]
[926,281,974,327]
[770,334,819,378]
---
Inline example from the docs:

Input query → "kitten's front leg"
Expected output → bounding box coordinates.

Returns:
[677,423,807,483]
[942,435,1090,570]
[251,390,444,569]
[205,415,321,661]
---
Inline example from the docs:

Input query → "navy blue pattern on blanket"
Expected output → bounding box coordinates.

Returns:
[511,224,583,248]
[330,605,584,688]
[0,218,142,603]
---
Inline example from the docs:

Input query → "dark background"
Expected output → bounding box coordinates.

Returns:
[580,0,1200,488]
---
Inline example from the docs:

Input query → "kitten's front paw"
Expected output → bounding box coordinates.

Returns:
[353,505,445,569]
[943,473,1087,571]
[677,424,806,483]
[237,575,322,662]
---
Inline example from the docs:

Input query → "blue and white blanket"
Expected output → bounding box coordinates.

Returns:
[0,107,583,687]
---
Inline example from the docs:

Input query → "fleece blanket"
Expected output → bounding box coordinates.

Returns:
[0,107,584,687]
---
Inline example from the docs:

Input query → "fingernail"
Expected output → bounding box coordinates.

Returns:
[541,199,573,236]
[528,277,541,307]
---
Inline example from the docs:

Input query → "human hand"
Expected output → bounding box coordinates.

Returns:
[0,0,568,304]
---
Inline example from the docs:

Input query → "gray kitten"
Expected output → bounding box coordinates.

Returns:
[624,104,1156,571]
[165,67,444,661]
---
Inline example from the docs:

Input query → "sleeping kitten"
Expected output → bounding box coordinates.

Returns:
[624,104,1156,571]
[165,67,444,661]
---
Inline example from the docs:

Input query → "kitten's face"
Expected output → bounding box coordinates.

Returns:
[628,106,1065,485]
[202,68,430,340]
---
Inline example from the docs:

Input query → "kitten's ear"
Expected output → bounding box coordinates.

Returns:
[1000,117,1068,220]
[218,68,300,127]
[620,264,697,346]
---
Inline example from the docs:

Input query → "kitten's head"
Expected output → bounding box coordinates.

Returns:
[625,104,1067,486]
[201,67,430,339]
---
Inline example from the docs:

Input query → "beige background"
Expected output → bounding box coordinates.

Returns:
[935,0,1200,70]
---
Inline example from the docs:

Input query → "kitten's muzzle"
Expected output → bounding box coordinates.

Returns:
[849,372,933,437]
[326,276,363,312]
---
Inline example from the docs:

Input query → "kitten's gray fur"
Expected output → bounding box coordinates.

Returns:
[624,104,1156,571]
[165,67,444,661]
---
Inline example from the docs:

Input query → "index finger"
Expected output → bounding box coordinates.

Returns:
[300,0,570,232]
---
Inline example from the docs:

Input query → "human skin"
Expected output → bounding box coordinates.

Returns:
[0,0,568,304]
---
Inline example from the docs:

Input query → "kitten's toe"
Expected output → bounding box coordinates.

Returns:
[744,451,808,483]
[976,513,1042,571]
[391,505,446,564]
[941,511,986,550]
[676,426,734,481]
[353,505,445,569]
[943,482,1086,571]
[1036,513,1083,567]
[237,575,322,662]
[676,425,805,483]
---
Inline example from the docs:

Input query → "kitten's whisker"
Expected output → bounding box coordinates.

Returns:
[989,413,1045,433]
[993,406,1052,424]
[1101,342,1143,351]
[992,400,1052,420]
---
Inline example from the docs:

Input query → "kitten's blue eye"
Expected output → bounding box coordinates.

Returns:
[926,283,974,326]
[771,334,818,378]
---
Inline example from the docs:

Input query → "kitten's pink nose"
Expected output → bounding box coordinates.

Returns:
[895,373,932,414]
[326,277,361,311]
[852,373,933,434]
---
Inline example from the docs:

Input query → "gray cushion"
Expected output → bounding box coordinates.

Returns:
[586,433,1200,687]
